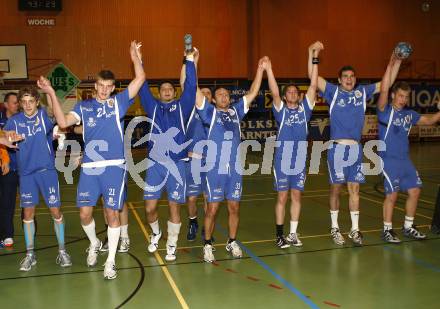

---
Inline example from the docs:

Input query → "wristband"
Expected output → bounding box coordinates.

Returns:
[312,57,319,64]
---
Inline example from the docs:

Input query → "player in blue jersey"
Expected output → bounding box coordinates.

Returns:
[44,41,145,279]
[139,48,197,262]
[183,87,211,241]
[377,60,440,242]
[311,48,400,246]
[268,42,322,249]
[0,92,20,248]
[196,57,266,263]
[4,86,72,271]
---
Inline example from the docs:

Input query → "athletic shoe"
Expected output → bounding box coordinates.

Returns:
[286,233,303,247]
[86,240,102,267]
[19,253,37,271]
[118,237,130,253]
[402,225,427,240]
[103,261,117,280]
[330,227,345,245]
[226,240,243,258]
[348,229,363,246]
[431,224,440,234]
[99,237,109,253]
[4,238,13,247]
[381,229,401,243]
[203,244,215,263]
[56,250,72,267]
[276,236,291,249]
[165,244,177,262]
[187,220,198,241]
[148,231,162,253]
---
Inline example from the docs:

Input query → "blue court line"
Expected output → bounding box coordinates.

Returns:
[214,224,319,309]
[383,245,440,273]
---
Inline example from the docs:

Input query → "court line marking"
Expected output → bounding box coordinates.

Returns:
[383,245,440,273]
[156,225,431,251]
[128,202,189,309]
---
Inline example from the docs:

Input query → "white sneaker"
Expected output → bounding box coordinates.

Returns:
[103,260,117,280]
[286,233,303,247]
[148,231,162,253]
[203,244,215,263]
[56,250,72,267]
[86,240,102,267]
[19,253,37,271]
[118,237,130,253]
[226,240,243,258]
[165,244,177,262]
[4,238,13,247]
[330,228,345,245]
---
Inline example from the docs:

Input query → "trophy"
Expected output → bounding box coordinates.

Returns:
[394,42,413,60]
[184,34,193,53]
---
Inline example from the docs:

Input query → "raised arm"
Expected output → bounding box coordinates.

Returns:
[308,41,326,93]
[417,112,440,126]
[306,41,323,105]
[127,41,146,99]
[377,53,403,111]
[265,57,282,110]
[180,47,199,90]
[244,57,265,109]
[37,76,77,129]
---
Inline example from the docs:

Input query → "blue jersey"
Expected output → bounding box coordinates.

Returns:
[377,104,420,159]
[273,96,313,158]
[4,109,55,176]
[197,96,248,163]
[70,89,132,167]
[322,82,376,141]
[0,111,17,171]
[185,106,208,156]
[139,60,196,162]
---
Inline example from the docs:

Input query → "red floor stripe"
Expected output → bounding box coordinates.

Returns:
[225,268,238,273]
[268,283,283,290]
[323,301,341,307]
[212,261,219,266]
[246,276,260,282]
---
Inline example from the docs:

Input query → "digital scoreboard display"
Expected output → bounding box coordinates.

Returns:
[18,0,62,11]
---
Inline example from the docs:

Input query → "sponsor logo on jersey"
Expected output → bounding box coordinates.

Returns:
[48,194,58,204]
[228,109,236,116]
[108,197,116,207]
[354,90,362,98]
[337,99,346,107]
[79,192,90,197]
[107,98,115,108]
[87,117,96,127]
[170,104,177,112]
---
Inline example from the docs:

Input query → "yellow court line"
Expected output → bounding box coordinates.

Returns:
[359,194,432,220]
[157,224,431,251]
[128,202,189,309]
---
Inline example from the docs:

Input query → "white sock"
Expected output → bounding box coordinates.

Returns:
[120,224,129,238]
[107,226,121,263]
[82,219,99,246]
[384,222,392,231]
[330,210,339,229]
[149,220,160,235]
[404,216,414,229]
[350,211,360,231]
[167,221,181,246]
[290,221,298,234]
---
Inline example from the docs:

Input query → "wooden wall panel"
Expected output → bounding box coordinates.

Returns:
[0,0,248,79]
[0,0,438,80]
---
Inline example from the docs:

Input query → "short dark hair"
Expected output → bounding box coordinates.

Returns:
[97,70,115,82]
[282,84,299,97]
[392,81,411,94]
[158,80,176,91]
[338,65,356,78]
[18,86,40,101]
[199,86,213,94]
[213,86,230,96]
[3,92,17,102]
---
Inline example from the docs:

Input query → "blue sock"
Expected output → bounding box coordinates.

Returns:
[23,219,35,253]
[53,216,65,251]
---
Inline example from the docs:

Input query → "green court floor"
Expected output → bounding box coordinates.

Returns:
[1,143,439,308]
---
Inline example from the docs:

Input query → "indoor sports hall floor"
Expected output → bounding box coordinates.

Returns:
[1,143,439,309]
